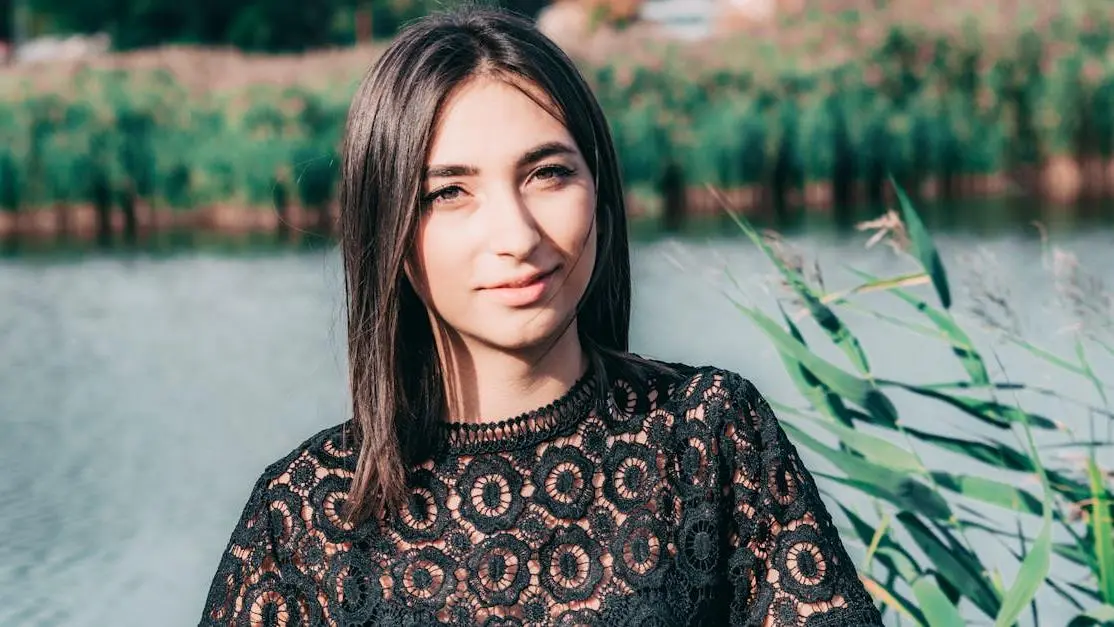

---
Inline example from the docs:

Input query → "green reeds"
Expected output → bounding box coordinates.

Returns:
[721,180,1113,624]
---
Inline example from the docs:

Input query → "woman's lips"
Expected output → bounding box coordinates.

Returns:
[482,266,560,307]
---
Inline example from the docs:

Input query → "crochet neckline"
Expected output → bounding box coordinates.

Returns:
[436,365,599,454]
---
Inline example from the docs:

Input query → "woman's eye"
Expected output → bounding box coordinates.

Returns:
[423,185,464,207]
[532,164,575,183]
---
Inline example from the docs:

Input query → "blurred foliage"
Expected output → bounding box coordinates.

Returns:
[3,2,1114,214]
[26,0,381,50]
[0,68,351,213]
[21,0,546,51]
[1,0,11,42]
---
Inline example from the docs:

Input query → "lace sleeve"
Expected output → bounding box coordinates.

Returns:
[722,377,883,626]
[199,472,322,626]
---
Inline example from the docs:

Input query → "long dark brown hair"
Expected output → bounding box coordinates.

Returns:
[338,6,660,524]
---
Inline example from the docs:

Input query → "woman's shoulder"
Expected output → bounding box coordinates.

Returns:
[609,353,761,404]
[251,421,359,492]
[606,353,770,428]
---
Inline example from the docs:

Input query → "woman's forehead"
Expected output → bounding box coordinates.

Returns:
[426,75,575,166]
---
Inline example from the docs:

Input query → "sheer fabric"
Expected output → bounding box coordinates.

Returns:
[200,362,883,626]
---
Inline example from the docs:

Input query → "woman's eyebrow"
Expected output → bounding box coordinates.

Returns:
[424,164,478,179]
[517,141,576,168]
[423,141,576,180]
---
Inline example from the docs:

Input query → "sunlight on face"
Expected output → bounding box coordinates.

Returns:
[409,75,597,353]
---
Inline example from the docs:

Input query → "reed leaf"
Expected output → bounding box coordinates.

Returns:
[901,427,1035,472]
[1076,337,1111,409]
[993,503,1052,627]
[783,422,953,519]
[904,427,1089,500]
[889,175,952,309]
[1087,458,1114,604]
[898,512,1002,617]
[1053,541,1099,572]
[804,416,924,472]
[776,304,857,427]
[1067,581,1106,604]
[861,574,928,626]
[819,271,929,308]
[1067,605,1114,626]
[720,200,872,375]
[929,472,1045,516]
[839,503,922,582]
[848,268,988,385]
[885,382,1062,430]
[912,576,966,627]
[864,511,891,570]
[1005,335,1091,378]
[732,300,898,426]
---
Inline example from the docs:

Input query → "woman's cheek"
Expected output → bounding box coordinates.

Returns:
[413,218,465,306]
[538,187,595,254]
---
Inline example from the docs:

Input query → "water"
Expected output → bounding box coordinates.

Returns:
[1,227,1112,626]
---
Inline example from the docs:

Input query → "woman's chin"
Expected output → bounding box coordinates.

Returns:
[473,312,575,354]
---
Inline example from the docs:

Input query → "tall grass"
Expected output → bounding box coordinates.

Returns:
[4,2,1114,221]
[720,181,1114,624]
[0,68,348,218]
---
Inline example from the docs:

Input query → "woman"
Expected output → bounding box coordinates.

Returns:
[200,7,884,626]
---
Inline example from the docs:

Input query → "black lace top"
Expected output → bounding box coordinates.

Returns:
[199,361,883,626]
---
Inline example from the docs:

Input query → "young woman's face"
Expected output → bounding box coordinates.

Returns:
[409,76,597,353]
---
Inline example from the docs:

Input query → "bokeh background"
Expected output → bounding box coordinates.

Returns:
[1,1,1113,625]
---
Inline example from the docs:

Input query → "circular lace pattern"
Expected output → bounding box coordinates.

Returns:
[292,528,330,578]
[540,525,603,602]
[457,456,525,533]
[285,455,318,498]
[589,504,616,537]
[319,427,357,467]
[516,508,549,545]
[521,590,548,623]
[606,379,643,434]
[204,561,244,625]
[533,445,595,519]
[391,547,456,611]
[611,510,670,589]
[392,468,449,542]
[774,525,834,602]
[266,484,306,563]
[308,474,360,543]
[677,504,720,586]
[236,570,316,627]
[324,549,383,623]
[672,418,713,498]
[767,454,802,507]
[466,534,532,606]
[603,441,659,513]
[580,420,609,459]
[728,547,760,623]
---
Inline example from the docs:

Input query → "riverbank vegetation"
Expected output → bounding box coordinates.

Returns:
[2,0,1114,243]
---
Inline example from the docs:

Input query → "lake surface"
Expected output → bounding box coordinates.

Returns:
[2,226,1111,626]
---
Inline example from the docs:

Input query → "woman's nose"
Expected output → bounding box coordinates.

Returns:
[485,187,542,260]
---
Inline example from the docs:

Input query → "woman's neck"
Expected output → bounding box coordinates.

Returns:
[435,322,588,425]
